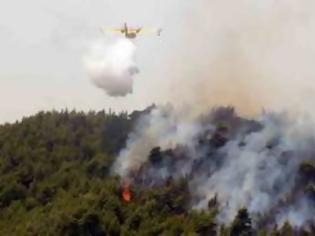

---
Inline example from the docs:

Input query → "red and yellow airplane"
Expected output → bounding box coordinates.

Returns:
[102,23,162,39]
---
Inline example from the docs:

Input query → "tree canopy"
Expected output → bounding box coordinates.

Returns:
[0,109,314,235]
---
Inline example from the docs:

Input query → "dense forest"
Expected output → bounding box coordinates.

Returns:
[0,108,314,236]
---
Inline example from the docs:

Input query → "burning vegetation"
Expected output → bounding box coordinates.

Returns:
[1,108,315,235]
[114,106,315,233]
[121,183,132,203]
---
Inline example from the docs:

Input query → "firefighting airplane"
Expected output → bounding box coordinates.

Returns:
[101,23,162,39]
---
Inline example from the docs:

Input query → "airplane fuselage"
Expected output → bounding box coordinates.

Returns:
[125,32,137,39]
[122,23,141,39]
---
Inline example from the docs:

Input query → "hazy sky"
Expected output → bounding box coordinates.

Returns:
[2,0,315,123]
[0,0,192,123]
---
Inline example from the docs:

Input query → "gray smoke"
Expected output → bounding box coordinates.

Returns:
[114,105,202,177]
[113,106,315,228]
[83,38,139,97]
[96,0,315,230]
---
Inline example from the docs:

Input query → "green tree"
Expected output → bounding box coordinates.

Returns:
[230,208,253,236]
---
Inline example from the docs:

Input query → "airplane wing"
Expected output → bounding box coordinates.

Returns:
[100,28,124,34]
[137,28,162,36]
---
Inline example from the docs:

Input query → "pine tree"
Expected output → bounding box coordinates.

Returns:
[230,208,253,236]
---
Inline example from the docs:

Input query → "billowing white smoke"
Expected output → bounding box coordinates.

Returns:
[113,105,203,177]
[192,113,314,226]
[113,105,315,229]
[83,38,139,97]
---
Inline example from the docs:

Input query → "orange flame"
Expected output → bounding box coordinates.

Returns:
[122,185,131,203]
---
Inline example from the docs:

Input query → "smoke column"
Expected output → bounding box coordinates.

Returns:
[101,0,315,230]
[83,38,139,97]
[143,0,315,117]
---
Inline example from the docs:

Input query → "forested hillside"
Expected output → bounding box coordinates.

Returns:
[0,109,314,235]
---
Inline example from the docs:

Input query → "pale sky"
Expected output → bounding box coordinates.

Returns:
[2,0,315,123]
[0,0,193,123]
